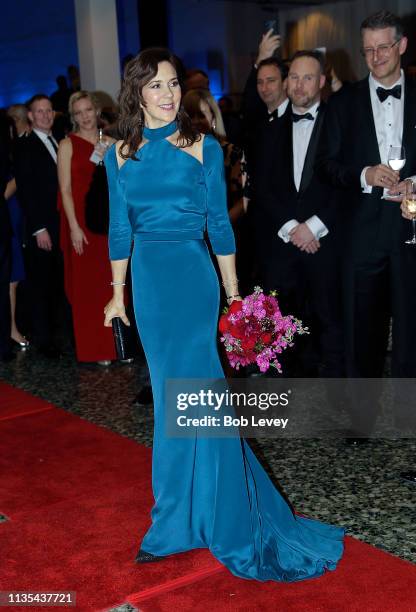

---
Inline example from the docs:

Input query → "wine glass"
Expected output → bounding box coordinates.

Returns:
[387,145,406,198]
[404,179,416,246]
[388,145,406,171]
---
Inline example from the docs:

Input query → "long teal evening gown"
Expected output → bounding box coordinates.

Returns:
[105,122,344,582]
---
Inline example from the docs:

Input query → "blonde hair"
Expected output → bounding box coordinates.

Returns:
[182,89,226,139]
[68,90,100,131]
[7,104,29,123]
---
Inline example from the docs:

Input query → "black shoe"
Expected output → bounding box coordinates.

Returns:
[38,346,62,359]
[135,549,165,563]
[11,337,30,350]
[133,385,153,406]
[400,470,416,484]
[345,437,370,446]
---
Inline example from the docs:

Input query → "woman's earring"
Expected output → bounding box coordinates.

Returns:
[212,119,216,130]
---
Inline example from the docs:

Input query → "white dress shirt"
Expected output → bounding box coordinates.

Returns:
[360,70,405,197]
[278,101,328,243]
[32,129,59,235]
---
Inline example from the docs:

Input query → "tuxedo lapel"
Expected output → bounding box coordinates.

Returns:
[287,117,295,192]
[298,105,324,194]
[276,112,296,192]
[357,78,381,165]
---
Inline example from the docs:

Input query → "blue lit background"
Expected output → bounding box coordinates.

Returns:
[116,0,140,65]
[0,0,226,109]
[0,0,141,109]
[0,2,79,108]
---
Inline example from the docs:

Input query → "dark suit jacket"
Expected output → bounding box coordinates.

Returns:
[14,131,60,241]
[253,101,339,280]
[246,102,286,202]
[316,76,416,255]
[241,67,283,190]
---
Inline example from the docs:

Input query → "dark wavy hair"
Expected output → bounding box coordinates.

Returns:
[118,47,199,160]
[257,57,288,81]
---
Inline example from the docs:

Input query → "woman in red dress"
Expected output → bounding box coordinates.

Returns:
[57,91,116,364]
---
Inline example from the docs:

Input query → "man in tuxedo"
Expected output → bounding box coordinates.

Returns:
[242,29,284,127]
[241,30,288,200]
[317,11,416,438]
[242,32,289,180]
[254,50,343,377]
[14,94,64,358]
[0,120,13,361]
[243,37,289,287]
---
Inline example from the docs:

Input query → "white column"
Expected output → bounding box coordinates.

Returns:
[73,0,121,102]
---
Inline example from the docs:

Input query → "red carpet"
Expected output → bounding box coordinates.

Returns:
[1,381,415,611]
[0,382,54,421]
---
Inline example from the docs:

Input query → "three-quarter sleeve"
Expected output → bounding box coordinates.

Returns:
[203,135,236,255]
[104,145,133,260]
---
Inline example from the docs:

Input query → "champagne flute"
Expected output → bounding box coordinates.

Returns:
[387,145,406,198]
[404,179,416,245]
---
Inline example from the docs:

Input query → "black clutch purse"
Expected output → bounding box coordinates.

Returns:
[111,317,135,360]
[85,162,110,235]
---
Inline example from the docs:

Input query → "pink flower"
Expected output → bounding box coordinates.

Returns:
[218,287,308,373]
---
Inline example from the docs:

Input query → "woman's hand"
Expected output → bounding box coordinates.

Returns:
[104,297,130,327]
[70,225,89,255]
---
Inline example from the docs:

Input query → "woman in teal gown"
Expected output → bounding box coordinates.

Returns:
[104,48,344,582]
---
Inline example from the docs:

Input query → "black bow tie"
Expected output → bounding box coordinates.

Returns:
[292,112,314,123]
[376,84,402,103]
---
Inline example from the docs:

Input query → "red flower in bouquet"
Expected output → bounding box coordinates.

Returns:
[219,286,308,373]
[241,335,257,351]
[260,332,272,345]
[218,315,231,334]
[228,301,243,315]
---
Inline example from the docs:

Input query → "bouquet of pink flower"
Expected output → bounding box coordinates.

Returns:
[219,287,308,373]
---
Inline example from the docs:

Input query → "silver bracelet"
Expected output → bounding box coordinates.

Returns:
[110,281,126,286]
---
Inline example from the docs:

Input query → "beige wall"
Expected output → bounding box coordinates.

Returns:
[168,0,416,98]
[279,0,416,81]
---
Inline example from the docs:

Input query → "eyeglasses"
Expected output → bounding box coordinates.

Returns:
[361,39,401,59]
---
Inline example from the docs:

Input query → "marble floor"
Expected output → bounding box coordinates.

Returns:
[1,347,415,565]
